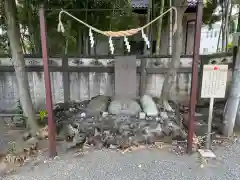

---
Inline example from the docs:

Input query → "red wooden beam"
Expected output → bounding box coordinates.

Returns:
[187,1,203,153]
[39,5,57,157]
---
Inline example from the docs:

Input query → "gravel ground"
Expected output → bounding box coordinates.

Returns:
[3,139,240,180]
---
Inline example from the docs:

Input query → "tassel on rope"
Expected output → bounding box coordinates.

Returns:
[172,8,177,34]
[109,37,114,54]
[141,29,150,49]
[173,24,177,34]
[124,36,130,52]
[57,12,65,33]
[89,28,94,48]
[57,21,65,33]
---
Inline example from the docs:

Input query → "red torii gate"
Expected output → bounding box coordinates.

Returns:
[39,1,203,157]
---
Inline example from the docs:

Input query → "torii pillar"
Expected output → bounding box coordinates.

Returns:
[39,5,57,158]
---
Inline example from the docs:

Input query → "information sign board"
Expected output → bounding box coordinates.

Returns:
[201,65,228,98]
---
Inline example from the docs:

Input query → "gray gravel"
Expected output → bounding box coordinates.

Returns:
[3,140,240,180]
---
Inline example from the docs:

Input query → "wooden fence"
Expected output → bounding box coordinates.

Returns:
[0,53,232,112]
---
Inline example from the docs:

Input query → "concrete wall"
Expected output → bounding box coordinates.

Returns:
[0,55,232,112]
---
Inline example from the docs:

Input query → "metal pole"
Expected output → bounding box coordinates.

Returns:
[39,5,57,157]
[168,0,172,55]
[206,97,214,149]
[187,1,203,153]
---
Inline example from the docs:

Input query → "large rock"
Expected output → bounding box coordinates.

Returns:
[183,113,208,136]
[140,95,159,116]
[108,99,141,115]
[171,123,187,140]
[87,95,110,114]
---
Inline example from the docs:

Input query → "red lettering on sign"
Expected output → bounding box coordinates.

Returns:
[213,66,218,70]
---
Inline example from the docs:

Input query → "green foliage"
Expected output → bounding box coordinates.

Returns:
[232,0,240,4]
[36,109,48,126]
[229,19,236,33]
[203,0,221,26]
[8,141,16,154]
[0,0,228,55]
[0,26,9,54]
[153,0,171,29]
[153,0,220,30]
[228,42,233,48]
[39,109,47,121]
[16,0,139,55]
[16,100,24,114]
[13,100,27,127]
[0,0,141,55]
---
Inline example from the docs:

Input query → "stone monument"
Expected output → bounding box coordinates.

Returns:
[108,56,141,115]
[114,56,137,99]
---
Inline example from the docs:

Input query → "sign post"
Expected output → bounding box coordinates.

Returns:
[201,65,228,149]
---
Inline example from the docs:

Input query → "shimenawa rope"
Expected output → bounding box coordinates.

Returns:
[57,7,178,53]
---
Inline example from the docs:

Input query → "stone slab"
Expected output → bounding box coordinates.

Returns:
[114,56,137,99]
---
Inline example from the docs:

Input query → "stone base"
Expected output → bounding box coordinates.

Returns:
[54,100,186,150]
[108,99,141,116]
[62,115,186,150]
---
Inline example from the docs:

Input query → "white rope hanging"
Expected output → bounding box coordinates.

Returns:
[109,37,114,54]
[124,36,130,52]
[57,7,178,54]
[57,16,65,33]
[89,28,94,48]
[141,29,150,49]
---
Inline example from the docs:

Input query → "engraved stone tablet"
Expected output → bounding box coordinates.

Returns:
[114,56,137,99]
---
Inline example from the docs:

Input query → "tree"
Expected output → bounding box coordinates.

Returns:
[159,0,221,110]
[4,0,39,133]
[155,0,165,55]
[0,0,139,133]
[13,0,139,56]
[222,4,240,136]
[160,0,188,111]
[0,25,9,54]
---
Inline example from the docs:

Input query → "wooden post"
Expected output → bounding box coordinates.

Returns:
[206,97,214,149]
[62,56,70,102]
[39,5,57,157]
[140,58,147,97]
[187,1,203,153]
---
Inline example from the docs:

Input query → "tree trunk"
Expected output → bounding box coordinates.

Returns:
[155,0,165,55]
[140,0,152,96]
[77,28,83,55]
[232,6,240,128]
[224,0,231,52]
[83,30,89,56]
[222,0,230,52]
[144,0,152,54]
[27,7,41,54]
[20,34,26,54]
[226,1,232,51]
[5,0,39,133]
[222,41,240,136]
[28,15,37,53]
[222,4,240,136]
[64,20,71,55]
[160,7,186,111]
[216,23,222,52]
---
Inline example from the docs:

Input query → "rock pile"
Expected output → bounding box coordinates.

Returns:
[52,95,187,150]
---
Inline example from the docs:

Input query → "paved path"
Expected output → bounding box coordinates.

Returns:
[4,140,240,180]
